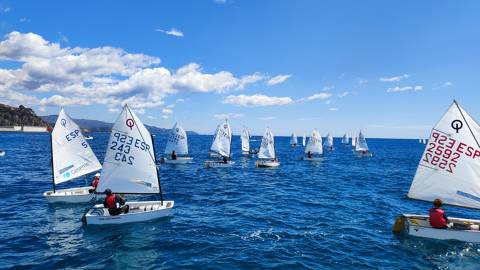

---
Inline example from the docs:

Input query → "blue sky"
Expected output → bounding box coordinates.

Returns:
[0,0,479,138]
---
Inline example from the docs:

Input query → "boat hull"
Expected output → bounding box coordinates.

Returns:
[43,186,95,203]
[0,151,4,157]
[394,214,480,243]
[162,157,193,164]
[354,151,373,157]
[205,160,235,168]
[302,156,323,161]
[84,201,174,225]
[256,160,280,167]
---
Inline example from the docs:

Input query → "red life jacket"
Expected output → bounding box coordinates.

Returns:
[91,178,99,188]
[106,194,116,209]
[429,208,447,228]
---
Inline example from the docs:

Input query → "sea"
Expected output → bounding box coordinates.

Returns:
[1,132,480,269]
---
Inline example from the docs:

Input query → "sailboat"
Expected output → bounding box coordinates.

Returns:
[0,149,5,157]
[393,101,480,242]
[341,133,349,145]
[302,129,323,161]
[83,104,174,225]
[352,135,357,149]
[302,134,306,147]
[161,123,193,164]
[43,108,102,203]
[205,120,234,168]
[324,133,334,151]
[290,132,298,147]
[256,127,280,167]
[241,126,257,156]
[418,139,422,143]
[354,131,373,157]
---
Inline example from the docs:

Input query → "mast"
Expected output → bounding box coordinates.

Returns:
[50,133,56,193]
[151,134,164,205]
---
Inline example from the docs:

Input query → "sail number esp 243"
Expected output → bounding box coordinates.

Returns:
[423,131,480,173]
[110,132,150,165]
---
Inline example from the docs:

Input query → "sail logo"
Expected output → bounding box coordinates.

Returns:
[451,120,463,133]
[59,164,74,175]
[126,118,135,130]
[61,118,67,127]
[63,171,71,179]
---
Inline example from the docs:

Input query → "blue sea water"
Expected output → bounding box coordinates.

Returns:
[1,132,480,269]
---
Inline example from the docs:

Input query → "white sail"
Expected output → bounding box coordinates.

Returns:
[342,133,349,144]
[408,101,480,209]
[259,128,275,159]
[241,127,250,152]
[355,131,369,151]
[210,120,232,157]
[51,109,101,185]
[290,132,298,145]
[324,133,334,147]
[96,105,159,194]
[305,129,323,155]
[164,123,188,155]
[302,134,306,146]
[352,136,357,147]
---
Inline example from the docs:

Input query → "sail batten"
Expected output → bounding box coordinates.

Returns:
[96,105,159,194]
[51,109,101,185]
[408,101,480,209]
[259,128,275,159]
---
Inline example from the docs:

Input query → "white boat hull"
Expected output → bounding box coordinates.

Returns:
[84,201,174,225]
[302,156,323,161]
[205,160,235,168]
[43,186,95,203]
[394,214,480,243]
[0,151,5,157]
[256,160,280,167]
[162,157,193,164]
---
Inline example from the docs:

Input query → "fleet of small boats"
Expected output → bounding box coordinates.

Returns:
[43,108,102,203]
[393,100,480,242]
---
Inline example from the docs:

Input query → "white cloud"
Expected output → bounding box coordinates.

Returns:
[223,94,293,107]
[380,74,409,82]
[267,74,291,86]
[329,107,338,111]
[166,104,175,108]
[147,115,155,119]
[325,99,332,105]
[307,92,332,101]
[357,78,368,85]
[214,0,227,4]
[176,98,185,102]
[20,18,29,23]
[386,85,423,93]
[0,31,261,110]
[444,81,452,87]
[338,91,349,98]
[259,116,276,120]
[156,28,184,37]
[161,115,168,119]
[213,113,244,119]
[108,108,120,113]
[162,108,173,114]
[0,6,10,13]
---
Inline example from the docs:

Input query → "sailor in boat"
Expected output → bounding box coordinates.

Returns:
[429,199,449,229]
[171,150,177,160]
[307,151,312,159]
[89,173,101,193]
[222,156,228,163]
[103,188,129,216]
